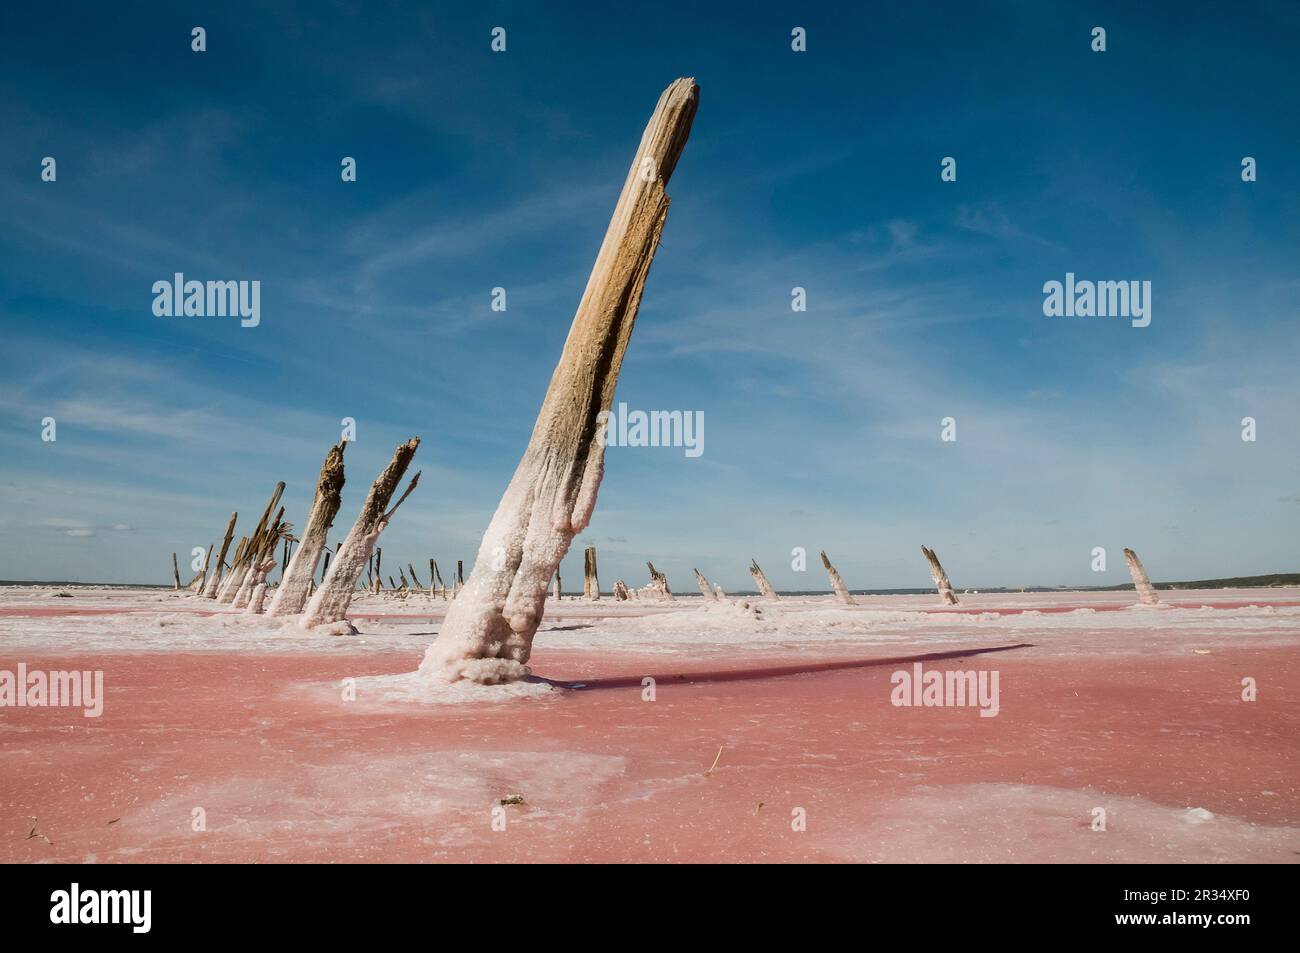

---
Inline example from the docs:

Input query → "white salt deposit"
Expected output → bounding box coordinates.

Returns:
[2,585,1298,663]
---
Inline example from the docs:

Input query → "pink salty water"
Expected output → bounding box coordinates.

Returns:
[2,588,1298,863]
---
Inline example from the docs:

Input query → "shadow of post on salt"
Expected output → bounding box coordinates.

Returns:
[529,642,1036,692]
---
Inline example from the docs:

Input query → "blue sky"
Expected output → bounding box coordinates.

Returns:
[2,1,1297,590]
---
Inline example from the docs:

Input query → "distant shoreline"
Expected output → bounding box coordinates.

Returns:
[4,573,1298,595]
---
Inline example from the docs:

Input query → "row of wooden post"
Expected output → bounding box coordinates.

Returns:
[575,546,1161,608]
[179,523,1161,612]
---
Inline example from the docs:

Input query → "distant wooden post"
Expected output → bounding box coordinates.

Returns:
[1123,548,1160,605]
[188,543,214,592]
[219,482,285,603]
[921,545,959,605]
[203,511,238,598]
[233,506,283,608]
[749,559,779,600]
[171,552,181,590]
[245,557,279,614]
[613,579,630,601]
[217,537,248,601]
[646,561,673,601]
[820,551,856,605]
[583,546,600,600]
[693,568,718,601]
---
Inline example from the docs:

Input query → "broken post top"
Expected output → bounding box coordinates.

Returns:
[359,439,420,525]
[629,77,698,187]
[319,441,347,497]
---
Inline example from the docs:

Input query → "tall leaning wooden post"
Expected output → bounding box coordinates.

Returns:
[421,78,700,684]
[300,439,420,629]
[267,441,347,617]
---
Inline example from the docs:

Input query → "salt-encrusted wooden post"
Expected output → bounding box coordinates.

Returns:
[202,511,238,598]
[820,550,856,605]
[407,562,424,592]
[921,545,959,605]
[373,548,383,594]
[1124,548,1160,605]
[216,537,248,601]
[419,78,699,683]
[188,543,213,592]
[245,557,279,614]
[552,572,562,601]
[233,507,283,608]
[456,560,464,592]
[693,568,718,601]
[220,483,285,603]
[416,81,702,681]
[613,579,630,601]
[268,442,346,616]
[583,546,600,600]
[647,561,673,600]
[301,438,420,629]
[431,559,445,598]
[749,559,779,600]
[171,553,181,590]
